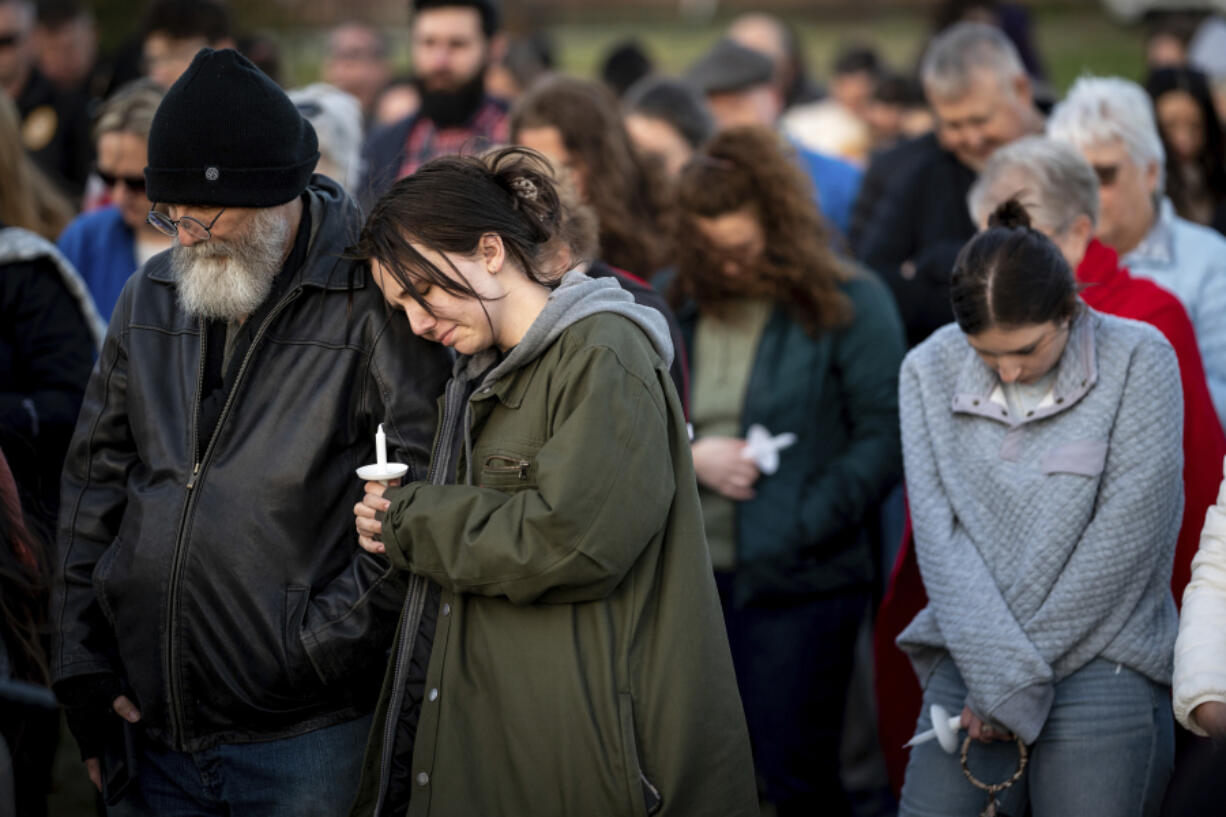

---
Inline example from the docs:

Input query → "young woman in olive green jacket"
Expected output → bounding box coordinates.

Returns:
[349,147,759,817]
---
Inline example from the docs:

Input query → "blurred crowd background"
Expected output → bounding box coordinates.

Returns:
[6,0,1226,814]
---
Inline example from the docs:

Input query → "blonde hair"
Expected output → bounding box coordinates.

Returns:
[93,78,165,143]
[0,95,74,240]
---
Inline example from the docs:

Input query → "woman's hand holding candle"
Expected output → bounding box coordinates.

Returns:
[355,478,399,554]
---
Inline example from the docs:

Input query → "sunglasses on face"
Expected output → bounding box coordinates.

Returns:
[1091,163,1120,187]
[96,168,147,193]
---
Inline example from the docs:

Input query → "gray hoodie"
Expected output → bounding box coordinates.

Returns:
[429,269,673,487]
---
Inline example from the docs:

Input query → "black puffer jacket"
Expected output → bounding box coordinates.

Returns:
[0,226,96,531]
[50,177,453,752]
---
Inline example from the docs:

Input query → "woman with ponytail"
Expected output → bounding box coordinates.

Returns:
[347,147,758,817]
[896,199,1182,816]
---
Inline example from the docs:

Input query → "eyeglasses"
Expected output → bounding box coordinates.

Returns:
[0,32,23,49]
[146,206,227,241]
[97,167,146,193]
[1091,163,1120,187]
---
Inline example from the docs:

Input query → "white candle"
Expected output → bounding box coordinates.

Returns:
[376,423,387,466]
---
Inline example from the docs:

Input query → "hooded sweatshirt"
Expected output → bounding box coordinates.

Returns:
[442,269,673,487]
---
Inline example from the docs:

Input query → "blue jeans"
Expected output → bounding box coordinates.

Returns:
[899,657,1173,817]
[108,713,373,817]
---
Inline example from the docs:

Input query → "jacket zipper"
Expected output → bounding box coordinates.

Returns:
[165,292,302,747]
[372,375,465,816]
[483,454,530,480]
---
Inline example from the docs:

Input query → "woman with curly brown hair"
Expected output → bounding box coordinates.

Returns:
[669,126,905,816]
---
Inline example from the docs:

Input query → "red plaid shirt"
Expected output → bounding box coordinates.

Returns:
[397,97,510,179]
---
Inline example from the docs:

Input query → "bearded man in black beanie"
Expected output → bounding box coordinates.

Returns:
[49,48,452,815]
[357,0,508,211]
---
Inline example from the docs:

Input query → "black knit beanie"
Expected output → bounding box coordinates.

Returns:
[145,48,319,207]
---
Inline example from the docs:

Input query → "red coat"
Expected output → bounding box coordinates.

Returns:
[874,239,1226,794]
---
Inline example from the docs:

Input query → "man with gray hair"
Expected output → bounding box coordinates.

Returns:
[1049,75,1226,430]
[855,22,1043,347]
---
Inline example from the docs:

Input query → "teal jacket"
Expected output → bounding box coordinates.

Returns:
[676,271,905,605]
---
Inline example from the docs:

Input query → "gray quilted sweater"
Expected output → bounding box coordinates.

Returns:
[897,308,1182,744]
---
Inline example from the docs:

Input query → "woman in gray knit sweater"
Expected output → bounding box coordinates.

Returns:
[897,200,1181,816]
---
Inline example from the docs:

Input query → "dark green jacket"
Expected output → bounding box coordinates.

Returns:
[351,292,759,816]
[677,272,905,606]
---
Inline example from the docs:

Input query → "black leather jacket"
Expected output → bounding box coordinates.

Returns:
[50,177,452,752]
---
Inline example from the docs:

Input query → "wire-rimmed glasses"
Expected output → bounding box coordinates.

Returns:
[146,206,227,241]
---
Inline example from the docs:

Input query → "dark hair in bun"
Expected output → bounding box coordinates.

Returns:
[986,197,1032,231]
[950,197,1079,335]
[355,147,565,314]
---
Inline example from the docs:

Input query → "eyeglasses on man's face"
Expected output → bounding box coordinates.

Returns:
[146,206,227,241]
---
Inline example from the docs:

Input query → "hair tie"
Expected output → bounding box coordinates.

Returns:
[510,177,539,202]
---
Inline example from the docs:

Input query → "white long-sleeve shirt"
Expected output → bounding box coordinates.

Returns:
[1174,458,1226,735]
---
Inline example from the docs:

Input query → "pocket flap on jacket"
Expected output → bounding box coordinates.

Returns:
[1041,439,1108,477]
[477,449,538,489]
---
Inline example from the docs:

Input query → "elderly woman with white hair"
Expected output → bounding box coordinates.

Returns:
[1048,76,1226,432]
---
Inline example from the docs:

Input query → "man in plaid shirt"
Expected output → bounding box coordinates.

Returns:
[358,0,508,210]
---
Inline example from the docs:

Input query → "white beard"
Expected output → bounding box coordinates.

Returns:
[171,207,293,322]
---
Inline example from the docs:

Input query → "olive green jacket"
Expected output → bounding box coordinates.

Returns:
[350,275,759,816]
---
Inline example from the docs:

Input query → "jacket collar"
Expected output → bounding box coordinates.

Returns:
[950,308,1099,426]
[146,176,364,293]
[1124,197,1176,269]
[470,360,538,409]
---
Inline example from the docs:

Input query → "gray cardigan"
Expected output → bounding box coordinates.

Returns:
[897,308,1183,744]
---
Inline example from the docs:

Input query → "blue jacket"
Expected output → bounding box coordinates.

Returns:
[57,206,137,322]
[794,142,862,240]
[1124,197,1226,431]
[676,271,904,605]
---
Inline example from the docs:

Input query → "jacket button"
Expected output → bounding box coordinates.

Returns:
[972,399,980,406]
[428,688,439,702]
[1026,410,1034,417]
[416,772,429,787]
[1056,397,1064,404]
[441,603,451,616]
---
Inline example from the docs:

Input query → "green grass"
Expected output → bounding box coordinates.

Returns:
[277,7,1145,95]
[547,8,1146,95]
